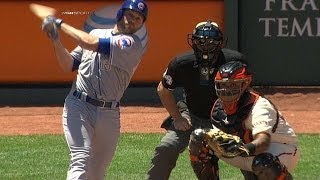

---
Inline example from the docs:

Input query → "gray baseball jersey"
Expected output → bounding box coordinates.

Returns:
[70,25,148,101]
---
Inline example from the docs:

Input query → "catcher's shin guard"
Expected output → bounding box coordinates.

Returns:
[252,153,292,180]
[190,154,219,180]
[189,129,219,180]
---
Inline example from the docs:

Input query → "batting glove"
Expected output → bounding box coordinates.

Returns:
[41,15,63,40]
[45,15,63,28]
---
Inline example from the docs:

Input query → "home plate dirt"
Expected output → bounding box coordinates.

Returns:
[0,91,319,135]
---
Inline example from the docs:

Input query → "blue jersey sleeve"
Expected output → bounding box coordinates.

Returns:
[97,38,111,56]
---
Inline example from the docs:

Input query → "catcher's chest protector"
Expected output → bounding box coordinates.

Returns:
[211,91,260,143]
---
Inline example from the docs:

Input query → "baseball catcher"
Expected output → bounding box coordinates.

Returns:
[188,61,300,180]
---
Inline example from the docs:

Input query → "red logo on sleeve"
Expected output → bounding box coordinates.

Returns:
[116,36,133,49]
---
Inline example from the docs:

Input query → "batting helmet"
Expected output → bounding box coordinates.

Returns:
[188,20,223,63]
[116,0,148,22]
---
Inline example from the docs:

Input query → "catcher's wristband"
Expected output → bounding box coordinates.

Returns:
[244,143,256,155]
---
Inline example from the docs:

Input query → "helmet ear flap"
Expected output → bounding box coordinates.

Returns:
[116,9,123,21]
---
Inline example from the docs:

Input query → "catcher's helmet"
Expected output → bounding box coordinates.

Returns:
[215,61,252,105]
[188,20,223,63]
[116,0,148,22]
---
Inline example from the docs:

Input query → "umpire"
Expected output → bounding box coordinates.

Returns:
[146,20,247,179]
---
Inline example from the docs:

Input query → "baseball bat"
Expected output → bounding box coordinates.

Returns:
[29,3,57,20]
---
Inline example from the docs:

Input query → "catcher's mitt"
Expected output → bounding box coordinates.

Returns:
[202,128,249,158]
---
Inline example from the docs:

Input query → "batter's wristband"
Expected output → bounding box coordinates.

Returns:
[244,143,256,155]
[55,18,63,28]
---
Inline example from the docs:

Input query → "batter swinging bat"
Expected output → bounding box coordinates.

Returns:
[29,3,57,20]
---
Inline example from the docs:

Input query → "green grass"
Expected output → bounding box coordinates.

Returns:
[0,134,319,180]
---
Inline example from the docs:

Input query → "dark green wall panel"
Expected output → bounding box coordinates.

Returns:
[226,0,320,85]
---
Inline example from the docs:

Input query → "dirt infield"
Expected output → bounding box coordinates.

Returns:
[0,88,319,135]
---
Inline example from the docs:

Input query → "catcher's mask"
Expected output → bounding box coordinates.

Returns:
[116,0,148,22]
[215,61,252,113]
[188,20,223,64]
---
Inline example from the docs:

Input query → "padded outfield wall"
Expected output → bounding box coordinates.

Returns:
[0,0,224,84]
[1,0,318,86]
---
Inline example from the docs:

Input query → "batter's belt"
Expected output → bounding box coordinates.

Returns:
[73,90,119,108]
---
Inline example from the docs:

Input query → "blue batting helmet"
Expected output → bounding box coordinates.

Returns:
[116,0,148,22]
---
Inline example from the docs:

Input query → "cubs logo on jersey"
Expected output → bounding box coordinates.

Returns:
[116,36,134,50]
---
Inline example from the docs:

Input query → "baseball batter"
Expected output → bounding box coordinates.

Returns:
[189,61,300,179]
[41,0,148,179]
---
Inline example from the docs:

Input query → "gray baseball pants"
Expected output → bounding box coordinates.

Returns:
[63,94,120,180]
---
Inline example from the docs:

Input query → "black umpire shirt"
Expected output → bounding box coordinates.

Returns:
[161,48,246,119]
